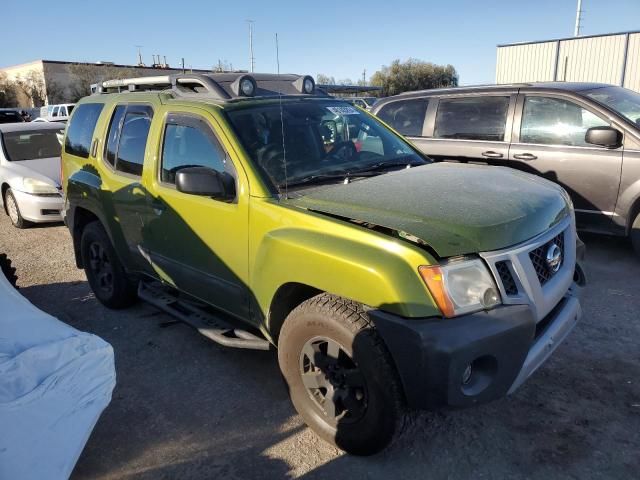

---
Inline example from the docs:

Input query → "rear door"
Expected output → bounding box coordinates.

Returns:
[99,102,155,272]
[510,93,623,230]
[417,93,516,165]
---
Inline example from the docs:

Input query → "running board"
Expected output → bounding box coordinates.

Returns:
[138,282,270,350]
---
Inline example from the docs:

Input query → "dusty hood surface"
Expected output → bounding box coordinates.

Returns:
[288,163,570,257]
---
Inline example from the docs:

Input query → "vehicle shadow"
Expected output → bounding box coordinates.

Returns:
[19,280,301,480]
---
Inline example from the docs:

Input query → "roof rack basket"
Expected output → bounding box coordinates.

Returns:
[92,74,231,100]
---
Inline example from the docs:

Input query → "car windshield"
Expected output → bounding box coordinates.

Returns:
[1,129,64,161]
[226,100,426,190]
[0,111,24,124]
[585,86,640,126]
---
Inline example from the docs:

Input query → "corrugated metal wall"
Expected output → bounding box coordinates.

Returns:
[625,33,640,92]
[496,32,640,93]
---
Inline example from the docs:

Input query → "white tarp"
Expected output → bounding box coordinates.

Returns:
[0,271,115,480]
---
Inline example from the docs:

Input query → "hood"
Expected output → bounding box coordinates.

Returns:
[7,157,61,187]
[287,163,570,258]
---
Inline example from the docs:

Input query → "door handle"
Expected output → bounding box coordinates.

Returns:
[513,153,538,160]
[481,151,503,158]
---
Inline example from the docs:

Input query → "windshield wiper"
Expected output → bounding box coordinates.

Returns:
[348,158,425,175]
[281,171,379,189]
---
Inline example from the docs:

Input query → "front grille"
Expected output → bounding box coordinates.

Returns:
[496,260,518,295]
[529,231,565,286]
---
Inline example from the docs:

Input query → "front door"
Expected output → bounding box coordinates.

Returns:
[510,94,623,231]
[142,110,250,320]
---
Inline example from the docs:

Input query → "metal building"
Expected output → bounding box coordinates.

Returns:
[496,30,640,92]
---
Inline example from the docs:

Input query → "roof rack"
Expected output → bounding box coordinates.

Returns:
[90,73,326,102]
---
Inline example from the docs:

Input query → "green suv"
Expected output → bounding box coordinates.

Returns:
[62,73,584,455]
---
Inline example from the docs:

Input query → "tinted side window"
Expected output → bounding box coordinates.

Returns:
[104,105,127,167]
[64,103,104,158]
[434,96,510,141]
[116,107,153,176]
[377,99,428,137]
[161,115,230,185]
[520,96,609,147]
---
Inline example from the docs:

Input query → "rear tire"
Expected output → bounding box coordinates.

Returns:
[278,294,405,456]
[631,213,640,256]
[80,221,138,309]
[5,188,30,229]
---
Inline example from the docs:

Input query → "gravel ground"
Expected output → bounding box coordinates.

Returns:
[1,213,639,480]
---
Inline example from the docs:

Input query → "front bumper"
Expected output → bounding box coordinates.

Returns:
[11,190,63,223]
[370,287,582,410]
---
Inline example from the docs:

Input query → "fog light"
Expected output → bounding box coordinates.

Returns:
[481,287,500,308]
[303,77,314,93]
[462,363,473,385]
[240,78,255,96]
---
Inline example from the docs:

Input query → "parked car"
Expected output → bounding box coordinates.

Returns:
[372,83,640,252]
[0,252,116,480]
[0,108,26,124]
[35,103,75,123]
[343,96,378,110]
[63,73,583,455]
[0,122,65,228]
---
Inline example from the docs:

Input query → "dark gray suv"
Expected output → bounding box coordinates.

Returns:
[372,82,640,253]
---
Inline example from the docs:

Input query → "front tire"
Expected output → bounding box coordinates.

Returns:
[278,294,405,456]
[5,188,30,229]
[80,221,138,309]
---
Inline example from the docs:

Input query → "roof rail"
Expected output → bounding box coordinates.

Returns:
[90,73,325,102]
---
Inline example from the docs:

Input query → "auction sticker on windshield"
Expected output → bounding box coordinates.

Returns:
[327,106,360,115]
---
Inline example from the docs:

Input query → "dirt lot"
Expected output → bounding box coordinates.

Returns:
[1,213,638,479]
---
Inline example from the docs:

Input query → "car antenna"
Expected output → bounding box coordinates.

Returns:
[276,33,288,199]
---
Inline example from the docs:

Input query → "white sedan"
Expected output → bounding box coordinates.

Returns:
[0,122,65,228]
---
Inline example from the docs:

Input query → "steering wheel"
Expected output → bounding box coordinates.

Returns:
[259,144,286,175]
[325,141,357,162]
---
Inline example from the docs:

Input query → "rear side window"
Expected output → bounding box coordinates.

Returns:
[65,103,104,158]
[161,114,231,185]
[376,99,428,137]
[103,104,153,176]
[434,96,510,141]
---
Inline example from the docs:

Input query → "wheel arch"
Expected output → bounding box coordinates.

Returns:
[267,282,322,343]
[71,206,102,268]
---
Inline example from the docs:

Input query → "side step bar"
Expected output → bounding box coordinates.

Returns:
[138,282,270,351]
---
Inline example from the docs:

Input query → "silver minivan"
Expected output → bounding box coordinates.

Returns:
[372,82,640,253]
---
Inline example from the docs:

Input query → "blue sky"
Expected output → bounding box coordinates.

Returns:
[2,0,639,85]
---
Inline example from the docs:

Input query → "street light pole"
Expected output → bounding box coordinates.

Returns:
[574,0,583,37]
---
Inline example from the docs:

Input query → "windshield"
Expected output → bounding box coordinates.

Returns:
[226,100,426,190]
[585,86,640,126]
[1,129,64,161]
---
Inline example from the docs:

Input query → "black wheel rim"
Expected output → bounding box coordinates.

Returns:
[299,337,367,424]
[88,242,114,296]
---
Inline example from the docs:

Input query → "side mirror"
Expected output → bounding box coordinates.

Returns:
[175,167,235,201]
[585,126,622,148]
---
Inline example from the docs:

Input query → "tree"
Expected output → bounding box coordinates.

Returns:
[370,58,458,96]
[14,71,47,107]
[316,74,336,85]
[0,73,18,107]
[67,64,144,101]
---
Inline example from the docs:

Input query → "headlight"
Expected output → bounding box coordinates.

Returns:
[419,259,501,318]
[22,178,59,195]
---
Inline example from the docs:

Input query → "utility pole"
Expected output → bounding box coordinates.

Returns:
[135,45,144,66]
[362,69,366,85]
[574,0,583,37]
[247,20,255,72]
